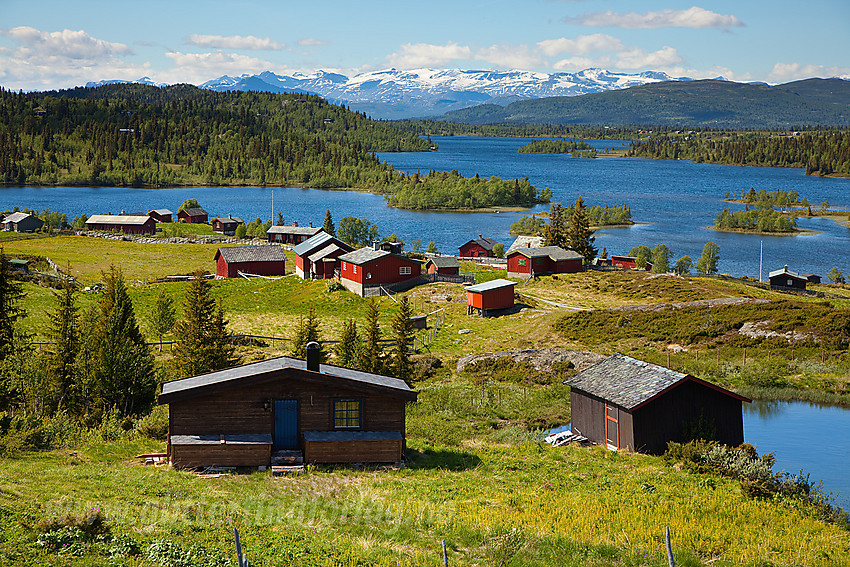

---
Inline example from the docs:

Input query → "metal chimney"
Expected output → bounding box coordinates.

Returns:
[306,342,320,372]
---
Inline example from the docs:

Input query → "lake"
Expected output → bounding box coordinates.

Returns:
[1,136,849,276]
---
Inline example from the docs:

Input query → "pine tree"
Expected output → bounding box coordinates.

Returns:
[566,196,597,262]
[322,209,335,236]
[85,266,156,416]
[149,288,176,352]
[0,251,25,361]
[358,299,383,374]
[46,280,79,410]
[335,318,360,368]
[389,297,415,380]
[172,271,234,377]
[291,307,325,361]
[541,203,568,248]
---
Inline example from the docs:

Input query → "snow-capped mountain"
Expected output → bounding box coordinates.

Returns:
[85,76,168,88]
[198,68,689,119]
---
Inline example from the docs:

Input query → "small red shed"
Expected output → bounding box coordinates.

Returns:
[425,256,460,276]
[459,236,498,258]
[148,209,173,223]
[506,246,583,278]
[214,245,287,278]
[611,255,653,271]
[211,215,244,236]
[466,278,515,316]
[337,246,423,297]
[177,207,208,224]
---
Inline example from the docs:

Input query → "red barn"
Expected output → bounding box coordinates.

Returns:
[459,236,498,258]
[507,246,583,278]
[466,278,515,316]
[85,214,156,235]
[177,207,208,224]
[425,256,460,276]
[292,231,353,280]
[611,255,653,271]
[267,223,322,244]
[214,245,287,278]
[337,246,423,297]
[211,215,243,236]
[148,209,173,223]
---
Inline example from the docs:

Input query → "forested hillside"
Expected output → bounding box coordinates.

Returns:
[0,85,547,208]
[627,130,850,177]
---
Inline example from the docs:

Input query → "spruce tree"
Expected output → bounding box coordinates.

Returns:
[358,299,383,374]
[566,196,597,262]
[322,209,336,236]
[47,280,79,410]
[291,307,325,361]
[389,297,415,380]
[172,271,234,377]
[0,251,25,361]
[541,203,568,248]
[149,288,176,352]
[335,319,360,368]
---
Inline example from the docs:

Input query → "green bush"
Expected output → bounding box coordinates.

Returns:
[134,405,169,440]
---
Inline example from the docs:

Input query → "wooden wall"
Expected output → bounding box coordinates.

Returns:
[570,390,605,444]
[171,444,270,469]
[305,439,402,464]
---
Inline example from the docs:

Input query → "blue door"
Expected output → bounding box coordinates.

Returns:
[273,399,298,449]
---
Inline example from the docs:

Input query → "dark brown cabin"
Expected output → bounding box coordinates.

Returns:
[565,354,750,455]
[769,265,808,291]
[158,346,417,468]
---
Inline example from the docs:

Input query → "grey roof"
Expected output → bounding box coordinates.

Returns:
[268,225,323,236]
[179,207,208,216]
[3,212,33,223]
[86,214,153,226]
[160,355,416,402]
[151,208,173,216]
[309,243,344,262]
[291,231,334,256]
[303,431,403,442]
[466,278,516,293]
[507,235,543,254]
[338,247,389,265]
[462,237,498,250]
[510,246,583,261]
[769,265,806,280]
[170,434,272,445]
[565,354,748,410]
[426,256,460,269]
[212,215,243,224]
[215,245,287,263]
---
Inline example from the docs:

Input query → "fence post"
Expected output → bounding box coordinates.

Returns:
[665,526,675,567]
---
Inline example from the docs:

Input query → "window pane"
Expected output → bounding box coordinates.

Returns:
[333,400,361,428]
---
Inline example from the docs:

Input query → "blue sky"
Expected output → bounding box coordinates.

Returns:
[1,0,848,90]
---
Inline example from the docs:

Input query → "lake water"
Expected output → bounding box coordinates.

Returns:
[745,400,850,510]
[1,136,849,276]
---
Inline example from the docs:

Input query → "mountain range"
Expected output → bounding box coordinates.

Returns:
[91,68,690,119]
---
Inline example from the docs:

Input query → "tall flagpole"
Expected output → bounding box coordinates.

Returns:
[759,240,763,282]
[271,188,274,222]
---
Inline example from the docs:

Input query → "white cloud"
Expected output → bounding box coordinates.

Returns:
[186,34,285,50]
[386,42,472,68]
[1,26,132,59]
[616,46,683,69]
[565,6,744,29]
[161,51,286,83]
[768,62,850,83]
[298,38,330,47]
[474,44,543,69]
[538,34,623,56]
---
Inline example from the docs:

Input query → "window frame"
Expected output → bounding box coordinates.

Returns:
[399,265,412,275]
[332,399,362,430]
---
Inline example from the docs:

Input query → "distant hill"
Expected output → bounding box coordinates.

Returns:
[439,78,850,128]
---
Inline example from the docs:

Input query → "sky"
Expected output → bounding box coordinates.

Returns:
[1,0,848,91]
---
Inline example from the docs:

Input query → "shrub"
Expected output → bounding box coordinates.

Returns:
[134,405,169,440]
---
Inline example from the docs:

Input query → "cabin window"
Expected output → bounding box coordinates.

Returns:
[518,259,526,266]
[367,272,372,279]
[787,279,793,286]
[342,261,347,270]
[353,265,357,275]
[333,399,361,429]
[399,266,412,275]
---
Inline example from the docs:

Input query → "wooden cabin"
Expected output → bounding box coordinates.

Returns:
[506,246,583,278]
[158,346,417,468]
[85,214,156,235]
[425,256,460,276]
[214,245,286,278]
[506,235,543,255]
[459,236,498,258]
[565,354,750,455]
[211,215,244,236]
[801,273,822,285]
[148,209,173,223]
[292,231,353,280]
[337,246,423,297]
[2,212,44,233]
[267,223,323,245]
[769,265,808,291]
[466,278,515,316]
[177,207,208,224]
[610,255,652,271]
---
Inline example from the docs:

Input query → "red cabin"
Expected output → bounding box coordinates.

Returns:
[211,215,244,236]
[459,236,498,258]
[337,247,423,297]
[148,209,173,223]
[177,207,208,224]
[425,257,460,276]
[214,245,287,278]
[267,223,322,244]
[292,231,353,280]
[506,246,583,278]
[85,214,156,235]
[611,255,653,271]
[466,278,515,316]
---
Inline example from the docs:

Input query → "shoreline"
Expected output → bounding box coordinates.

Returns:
[707,226,821,236]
